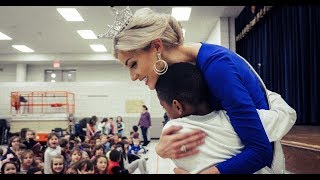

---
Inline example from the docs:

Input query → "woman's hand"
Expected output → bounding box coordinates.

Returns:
[155,125,206,159]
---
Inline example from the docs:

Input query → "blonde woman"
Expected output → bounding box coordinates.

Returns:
[102,7,296,174]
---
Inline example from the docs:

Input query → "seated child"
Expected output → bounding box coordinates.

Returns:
[81,150,90,160]
[69,147,82,167]
[51,155,65,174]
[128,125,139,146]
[93,155,108,174]
[99,134,111,153]
[108,149,129,174]
[128,138,144,157]
[155,62,296,174]
[34,156,44,170]
[23,129,41,151]
[20,149,35,174]
[130,126,139,139]
[1,161,19,174]
[75,159,95,174]
[90,144,105,161]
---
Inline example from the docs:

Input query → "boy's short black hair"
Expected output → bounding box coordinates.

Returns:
[155,62,210,106]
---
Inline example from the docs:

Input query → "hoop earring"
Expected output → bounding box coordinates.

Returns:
[153,52,168,75]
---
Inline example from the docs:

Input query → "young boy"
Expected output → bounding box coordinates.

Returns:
[155,62,296,174]
[128,138,144,156]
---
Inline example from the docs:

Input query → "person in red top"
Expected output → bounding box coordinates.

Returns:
[107,149,128,174]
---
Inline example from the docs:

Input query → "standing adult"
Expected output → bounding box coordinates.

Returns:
[137,105,151,146]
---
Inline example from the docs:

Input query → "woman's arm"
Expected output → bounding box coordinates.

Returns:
[204,58,273,174]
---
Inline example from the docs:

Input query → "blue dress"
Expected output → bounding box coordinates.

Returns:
[196,43,273,174]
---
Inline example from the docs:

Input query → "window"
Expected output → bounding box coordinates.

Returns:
[45,69,76,82]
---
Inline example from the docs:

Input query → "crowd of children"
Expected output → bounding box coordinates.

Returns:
[0,116,149,174]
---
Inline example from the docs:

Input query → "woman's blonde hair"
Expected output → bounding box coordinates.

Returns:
[113,8,184,58]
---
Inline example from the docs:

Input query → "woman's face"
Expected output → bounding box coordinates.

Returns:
[3,163,17,174]
[118,50,160,90]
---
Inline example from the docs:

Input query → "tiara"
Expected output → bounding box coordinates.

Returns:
[98,6,134,39]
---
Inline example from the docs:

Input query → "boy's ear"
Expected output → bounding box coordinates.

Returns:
[172,100,183,115]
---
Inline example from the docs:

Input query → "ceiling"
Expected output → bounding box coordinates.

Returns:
[0,6,244,64]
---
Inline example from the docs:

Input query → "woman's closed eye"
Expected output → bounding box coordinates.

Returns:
[130,62,137,69]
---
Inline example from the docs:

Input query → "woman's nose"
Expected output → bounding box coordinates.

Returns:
[130,72,138,81]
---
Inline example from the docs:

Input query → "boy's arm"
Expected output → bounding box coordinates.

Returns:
[257,90,297,142]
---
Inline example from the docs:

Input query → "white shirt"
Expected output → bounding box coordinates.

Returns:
[44,146,61,174]
[163,90,296,174]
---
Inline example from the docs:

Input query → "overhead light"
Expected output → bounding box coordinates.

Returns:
[51,73,56,78]
[68,73,72,77]
[171,7,192,21]
[182,28,186,38]
[0,32,12,40]
[77,30,97,39]
[53,60,60,68]
[90,44,107,52]
[57,8,84,21]
[12,45,34,53]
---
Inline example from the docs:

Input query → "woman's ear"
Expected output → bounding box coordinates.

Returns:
[172,100,183,115]
[151,39,163,52]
